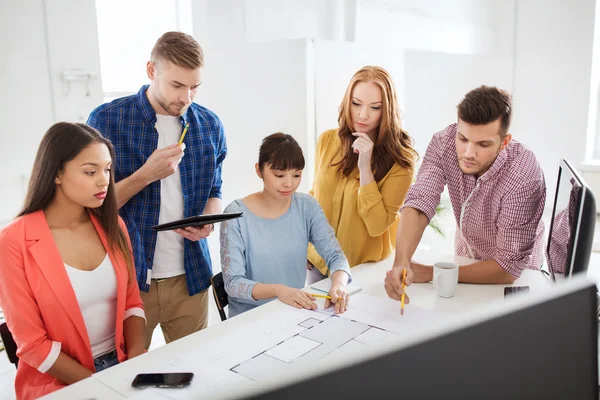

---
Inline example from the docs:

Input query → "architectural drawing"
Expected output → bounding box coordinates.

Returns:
[231,310,404,383]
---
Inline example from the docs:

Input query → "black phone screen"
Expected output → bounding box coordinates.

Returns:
[132,372,194,388]
[504,286,530,297]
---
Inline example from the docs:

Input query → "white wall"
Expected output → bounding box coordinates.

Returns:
[355,0,517,159]
[0,0,55,221]
[196,40,313,205]
[588,0,600,160]
[244,0,357,42]
[401,0,596,203]
[2,0,597,225]
[356,0,506,54]
[403,51,515,157]
[45,0,103,123]
[0,0,102,222]
[512,0,595,193]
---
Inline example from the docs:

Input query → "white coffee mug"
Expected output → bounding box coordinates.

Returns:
[433,262,459,298]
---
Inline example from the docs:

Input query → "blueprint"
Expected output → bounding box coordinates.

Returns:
[228,293,443,383]
[125,294,443,398]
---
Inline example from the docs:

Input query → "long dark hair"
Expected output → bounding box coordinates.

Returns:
[335,66,417,181]
[18,122,133,283]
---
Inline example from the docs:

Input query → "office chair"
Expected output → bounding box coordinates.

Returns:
[0,322,19,368]
[210,272,228,321]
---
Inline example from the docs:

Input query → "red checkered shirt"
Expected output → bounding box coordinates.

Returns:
[546,179,580,275]
[402,123,546,277]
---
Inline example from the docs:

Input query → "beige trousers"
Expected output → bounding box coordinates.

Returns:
[140,274,209,349]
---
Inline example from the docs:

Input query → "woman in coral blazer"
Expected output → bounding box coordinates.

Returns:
[308,66,418,279]
[0,123,146,399]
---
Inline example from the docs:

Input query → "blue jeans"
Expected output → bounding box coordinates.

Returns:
[93,349,119,372]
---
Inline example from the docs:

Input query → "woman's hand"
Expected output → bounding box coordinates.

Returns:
[326,283,349,314]
[351,132,375,170]
[276,286,317,310]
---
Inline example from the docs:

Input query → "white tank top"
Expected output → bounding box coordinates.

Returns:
[65,254,117,357]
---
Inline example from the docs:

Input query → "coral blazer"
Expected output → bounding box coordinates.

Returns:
[0,210,144,400]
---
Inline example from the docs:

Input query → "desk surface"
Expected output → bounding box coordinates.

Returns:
[38,376,124,400]
[42,250,550,399]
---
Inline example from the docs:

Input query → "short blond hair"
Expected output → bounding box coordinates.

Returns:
[150,31,204,69]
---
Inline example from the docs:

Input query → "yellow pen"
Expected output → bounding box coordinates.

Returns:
[178,123,189,145]
[400,268,406,316]
[309,293,332,300]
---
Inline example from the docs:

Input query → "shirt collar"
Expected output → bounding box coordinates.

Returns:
[136,84,189,126]
[477,146,508,182]
[137,85,156,124]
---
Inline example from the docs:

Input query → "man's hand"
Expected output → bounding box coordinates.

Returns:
[174,224,213,241]
[410,261,434,283]
[139,143,185,184]
[384,266,413,302]
[276,286,317,310]
[325,283,349,314]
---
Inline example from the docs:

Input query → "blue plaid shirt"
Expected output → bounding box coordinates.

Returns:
[87,85,227,295]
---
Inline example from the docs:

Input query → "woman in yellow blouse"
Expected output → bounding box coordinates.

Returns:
[308,66,418,277]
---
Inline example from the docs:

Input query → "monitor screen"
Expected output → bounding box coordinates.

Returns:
[546,159,595,279]
[239,279,598,399]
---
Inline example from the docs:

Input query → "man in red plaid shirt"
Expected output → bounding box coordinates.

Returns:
[385,86,546,302]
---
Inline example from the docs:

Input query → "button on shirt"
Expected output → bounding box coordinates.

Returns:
[402,123,546,277]
[87,85,227,295]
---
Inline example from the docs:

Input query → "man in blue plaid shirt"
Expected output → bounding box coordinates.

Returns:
[87,32,227,348]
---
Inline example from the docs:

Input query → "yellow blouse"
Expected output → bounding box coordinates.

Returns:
[308,129,413,275]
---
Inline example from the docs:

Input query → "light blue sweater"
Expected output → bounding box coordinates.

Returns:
[220,193,351,317]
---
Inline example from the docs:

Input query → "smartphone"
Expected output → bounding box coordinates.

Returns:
[131,372,194,388]
[503,286,530,297]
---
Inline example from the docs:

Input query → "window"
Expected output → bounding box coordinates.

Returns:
[95,0,193,102]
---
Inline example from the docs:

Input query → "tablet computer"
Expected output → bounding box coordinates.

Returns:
[152,212,243,232]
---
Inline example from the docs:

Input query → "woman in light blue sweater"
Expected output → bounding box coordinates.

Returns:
[220,133,352,317]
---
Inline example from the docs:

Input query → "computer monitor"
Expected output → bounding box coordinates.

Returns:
[238,278,598,399]
[546,159,596,279]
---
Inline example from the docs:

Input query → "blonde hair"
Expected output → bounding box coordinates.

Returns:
[334,66,417,181]
[151,31,204,69]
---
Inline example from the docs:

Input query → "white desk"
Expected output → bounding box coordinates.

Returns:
[39,376,125,400]
[44,251,550,399]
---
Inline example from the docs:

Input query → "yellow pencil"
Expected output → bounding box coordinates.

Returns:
[309,293,332,299]
[400,268,406,316]
[178,123,189,145]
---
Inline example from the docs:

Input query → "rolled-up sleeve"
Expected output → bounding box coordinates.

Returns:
[0,230,61,372]
[124,307,145,321]
[401,132,447,221]
[493,179,546,277]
